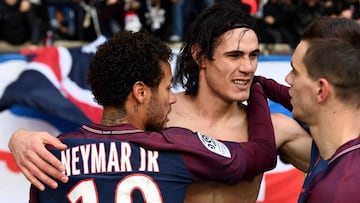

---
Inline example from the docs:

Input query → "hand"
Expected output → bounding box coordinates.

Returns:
[8,129,68,191]
[253,75,292,111]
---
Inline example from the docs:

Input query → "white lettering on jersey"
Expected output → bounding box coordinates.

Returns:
[61,142,161,176]
[71,146,80,175]
[107,142,120,172]
[80,144,91,174]
[138,147,146,171]
[91,143,106,173]
[147,151,159,172]
[197,132,231,158]
[120,142,132,172]
[138,147,159,172]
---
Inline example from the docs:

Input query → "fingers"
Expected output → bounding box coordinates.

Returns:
[8,129,68,190]
[25,146,68,187]
[42,135,68,172]
[41,130,68,150]
[21,165,46,191]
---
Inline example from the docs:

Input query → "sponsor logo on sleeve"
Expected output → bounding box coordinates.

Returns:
[197,132,231,158]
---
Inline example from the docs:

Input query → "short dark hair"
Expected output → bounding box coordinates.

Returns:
[88,31,172,108]
[174,2,258,96]
[301,17,360,106]
[302,16,360,45]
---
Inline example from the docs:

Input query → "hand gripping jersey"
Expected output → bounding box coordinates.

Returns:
[254,76,292,111]
[29,84,276,203]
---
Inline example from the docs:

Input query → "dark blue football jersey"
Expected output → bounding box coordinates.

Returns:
[298,138,360,203]
[256,76,360,203]
[29,84,276,203]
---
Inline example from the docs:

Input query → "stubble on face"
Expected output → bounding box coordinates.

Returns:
[145,92,169,131]
[144,63,174,131]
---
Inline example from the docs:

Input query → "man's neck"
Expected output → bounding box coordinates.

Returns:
[194,87,246,119]
[310,105,360,160]
[101,107,128,126]
[168,92,248,142]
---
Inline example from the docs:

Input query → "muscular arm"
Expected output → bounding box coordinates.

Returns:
[256,75,312,172]
[272,113,312,172]
[8,129,68,190]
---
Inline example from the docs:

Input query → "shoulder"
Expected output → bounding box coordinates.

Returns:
[168,92,194,126]
[57,130,86,141]
[162,126,195,134]
[272,113,309,136]
[330,141,360,167]
[173,92,189,108]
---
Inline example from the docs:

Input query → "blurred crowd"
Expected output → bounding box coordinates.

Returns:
[0,0,359,50]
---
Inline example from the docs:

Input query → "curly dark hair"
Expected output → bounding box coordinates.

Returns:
[173,2,259,96]
[88,30,172,108]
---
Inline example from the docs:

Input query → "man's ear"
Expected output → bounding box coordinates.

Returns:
[191,44,205,68]
[316,78,330,103]
[132,81,146,104]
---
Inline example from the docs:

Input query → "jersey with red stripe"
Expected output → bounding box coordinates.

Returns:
[29,120,276,203]
[29,84,276,203]
[298,137,360,203]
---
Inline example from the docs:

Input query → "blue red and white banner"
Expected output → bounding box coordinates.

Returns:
[0,47,303,203]
[0,47,102,130]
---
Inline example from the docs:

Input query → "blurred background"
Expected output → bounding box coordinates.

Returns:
[0,0,359,202]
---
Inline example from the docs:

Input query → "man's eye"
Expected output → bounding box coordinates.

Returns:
[228,53,240,57]
[250,53,259,59]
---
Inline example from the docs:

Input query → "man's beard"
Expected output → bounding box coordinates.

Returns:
[145,122,164,132]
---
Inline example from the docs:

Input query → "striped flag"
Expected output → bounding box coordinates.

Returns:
[0,46,103,132]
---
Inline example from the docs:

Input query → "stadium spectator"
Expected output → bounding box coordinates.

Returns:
[324,0,353,18]
[258,0,292,44]
[46,2,76,40]
[282,0,326,49]
[0,0,45,46]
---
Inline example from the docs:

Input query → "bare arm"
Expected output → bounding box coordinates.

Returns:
[8,129,68,191]
[272,114,312,172]
[255,76,312,172]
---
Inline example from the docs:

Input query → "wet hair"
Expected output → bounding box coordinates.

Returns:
[174,2,258,96]
[88,31,172,108]
[301,17,360,106]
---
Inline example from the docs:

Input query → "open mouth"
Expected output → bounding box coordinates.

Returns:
[233,79,249,86]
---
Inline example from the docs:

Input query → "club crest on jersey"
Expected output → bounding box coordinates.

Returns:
[197,132,231,158]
